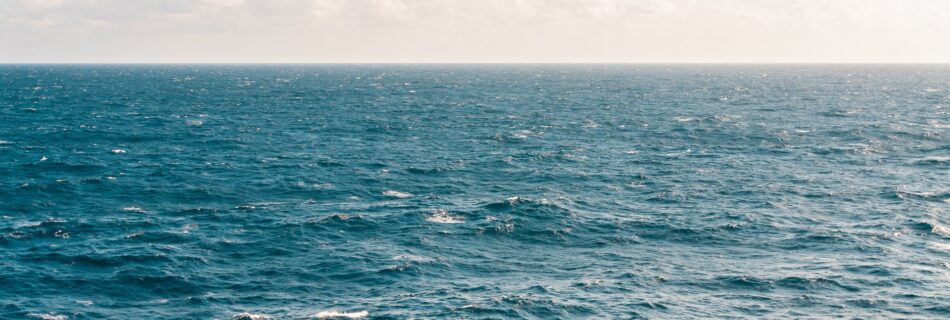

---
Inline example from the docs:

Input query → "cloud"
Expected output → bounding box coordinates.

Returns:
[22,0,65,9]
[1,0,949,62]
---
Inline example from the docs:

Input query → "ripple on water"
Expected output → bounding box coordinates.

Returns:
[2,65,948,319]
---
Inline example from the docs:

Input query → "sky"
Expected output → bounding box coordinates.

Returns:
[1,0,949,63]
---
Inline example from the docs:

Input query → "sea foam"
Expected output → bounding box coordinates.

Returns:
[383,190,412,198]
[312,310,369,319]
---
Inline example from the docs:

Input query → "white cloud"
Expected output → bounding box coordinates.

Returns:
[1,0,949,62]
[19,0,65,9]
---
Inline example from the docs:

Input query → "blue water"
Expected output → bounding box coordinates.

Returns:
[0,65,948,319]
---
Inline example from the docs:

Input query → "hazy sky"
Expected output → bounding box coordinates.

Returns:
[2,0,949,63]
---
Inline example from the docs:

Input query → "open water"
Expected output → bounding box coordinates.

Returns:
[0,65,948,319]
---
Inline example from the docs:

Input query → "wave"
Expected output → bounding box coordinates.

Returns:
[312,310,369,319]
[702,275,859,292]
[895,191,950,203]
[426,208,465,224]
[907,221,950,236]
[27,313,67,320]
[382,190,412,198]
[232,313,271,320]
[908,156,950,166]
[305,214,380,232]
[122,206,146,213]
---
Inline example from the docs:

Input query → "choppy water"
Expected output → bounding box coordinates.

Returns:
[1,65,948,319]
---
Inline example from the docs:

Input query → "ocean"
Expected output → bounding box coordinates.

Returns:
[0,64,947,319]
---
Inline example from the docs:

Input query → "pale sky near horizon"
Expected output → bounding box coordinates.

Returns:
[1,0,949,63]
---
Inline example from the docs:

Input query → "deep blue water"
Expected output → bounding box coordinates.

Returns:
[0,64,948,319]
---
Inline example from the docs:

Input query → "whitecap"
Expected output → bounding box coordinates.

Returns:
[426,209,464,224]
[312,310,369,319]
[111,149,126,154]
[574,278,606,287]
[0,140,11,145]
[662,150,690,158]
[232,313,271,320]
[392,254,431,262]
[511,130,531,139]
[932,224,950,236]
[15,220,44,228]
[122,206,145,213]
[624,150,639,155]
[923,156,950,162]
[186,119,204,126]
[383,190,412,198]
[234,201,285,210]
[713,114,741,122]
[298,182,334,189]
[40,156,48,162]
[562,154,588,161]
[179,224,197,234]
[909,156,950,166]
[27,313,67,320]
[75,300,93,306]
[929,242,950,251]
[929,120,950,129]
[250,201,286,207]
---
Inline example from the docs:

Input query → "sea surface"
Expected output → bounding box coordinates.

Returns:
[0,64,948,319]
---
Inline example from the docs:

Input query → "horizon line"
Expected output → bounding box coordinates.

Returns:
[2,61,950,65]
